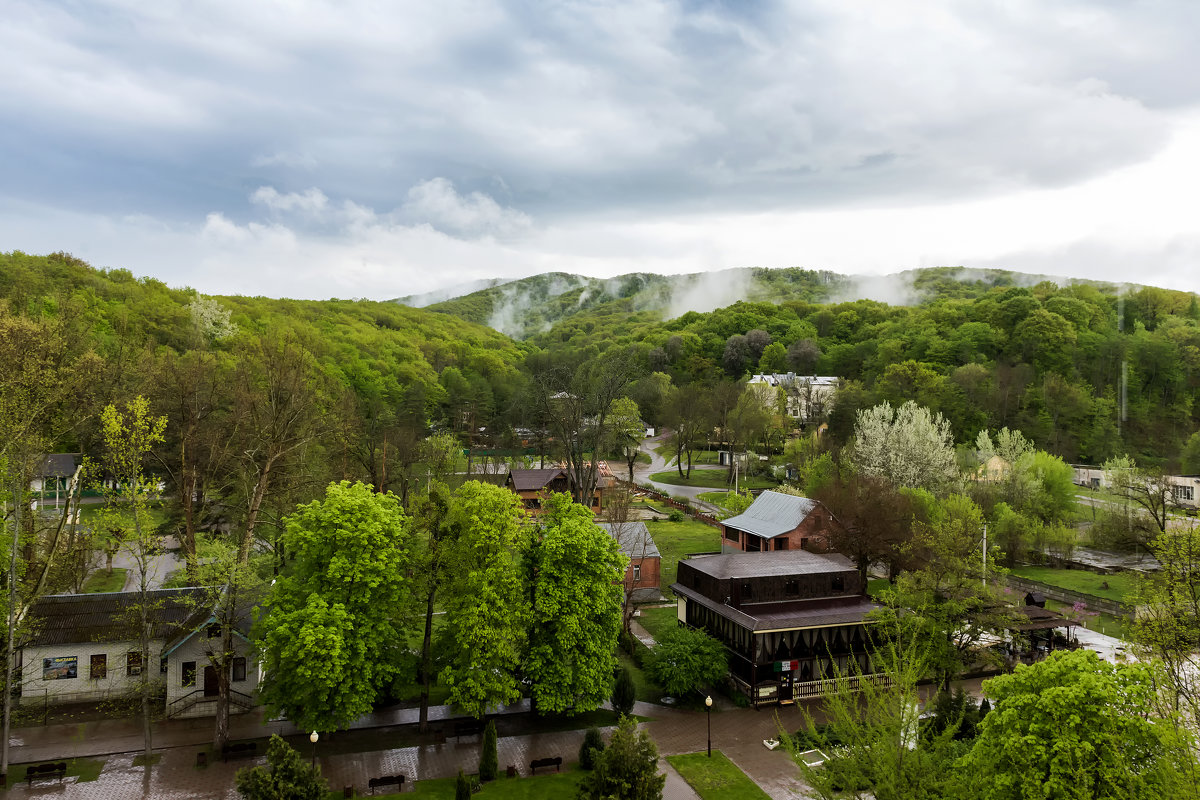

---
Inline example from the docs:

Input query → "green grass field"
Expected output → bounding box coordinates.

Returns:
[635,605,679,642]
[649,470,776,490]
[667,751,771,800]
[81,568,127,593]
[1009,566,1135,603]
[646,518,722,592]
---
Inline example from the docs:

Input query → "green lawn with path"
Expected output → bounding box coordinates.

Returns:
[649,470,776,490]
[1009,566,1135,603]
[635,605,679,642]
[8,757,104,784]
[667,751,771,800]
[81,568,127,593]
[645,518,722,593]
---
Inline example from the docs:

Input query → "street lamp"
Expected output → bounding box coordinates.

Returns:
[309,731,319,767]
[705,696,713,757]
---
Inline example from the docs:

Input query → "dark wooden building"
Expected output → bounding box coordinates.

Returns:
[672,550,881,706]
[721,490,839,553]
[504,468,602,513]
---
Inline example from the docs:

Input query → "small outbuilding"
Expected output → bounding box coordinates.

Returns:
[596,521,662,602]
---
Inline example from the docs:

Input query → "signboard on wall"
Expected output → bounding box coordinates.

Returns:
[773,659,799,673]
[43,656,78,680]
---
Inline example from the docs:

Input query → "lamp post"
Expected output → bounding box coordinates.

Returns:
[309,731,319,767]
[705,695,713,757]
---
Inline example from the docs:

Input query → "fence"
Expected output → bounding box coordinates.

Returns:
[619,480,724,530]
[1003,575,1132,619]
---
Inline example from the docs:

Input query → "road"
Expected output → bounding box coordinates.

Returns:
[633,434,728,515]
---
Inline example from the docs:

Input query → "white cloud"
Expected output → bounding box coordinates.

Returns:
[250,187,330,216]
[401,178,532,238]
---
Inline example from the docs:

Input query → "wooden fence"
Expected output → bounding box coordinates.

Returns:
[619,480,724,530]
[1003,575,1132,619]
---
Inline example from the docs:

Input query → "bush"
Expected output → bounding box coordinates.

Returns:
[455,769,471,800]
[612,666,636,716]
[479,719,498,781]
[645,626,728,697]
[668,509,686,523]
[579,727,605,770]
[578,716,665,800]
[235,735,327,800]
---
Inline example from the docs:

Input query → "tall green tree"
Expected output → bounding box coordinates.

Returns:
[578,715,665,800]
[257,481,415,732]
[96,396,167,764]
[850,401,957,493]
[959,650,1198,800]
[644,626,727,698]
[235,734,327,800]
[439,481,529,718]
[525,493,625,714]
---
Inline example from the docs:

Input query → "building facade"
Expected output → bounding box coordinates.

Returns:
[597,521,661,601]
[721,491,838,554]
[672,550,881,706]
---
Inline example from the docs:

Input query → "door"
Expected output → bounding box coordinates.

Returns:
[203,665,219,697]
[778,671,793,702]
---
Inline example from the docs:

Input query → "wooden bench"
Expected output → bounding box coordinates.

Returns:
[530,756,562,774]
[221,742,257,762]
[454,719,484,741]
[367,774,405,794]
[25,762,67,785]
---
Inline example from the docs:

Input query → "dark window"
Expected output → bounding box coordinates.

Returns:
[785,579,799,596]
[832,576,845,592]
[724,527,739,542]
[89,654,107,680]
[233,657,247,682]
[741,582,753,600]
[632,564,641,582]
[160,656,168,675]
[126,651,142,677]
[182,661,196,688]
[206,624,222,638]
[775,538,788,551]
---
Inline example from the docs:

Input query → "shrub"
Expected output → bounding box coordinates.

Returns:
[479,719,498,781]
[455,769,471,800]
[579,727,605,770]
[612,666,636,715]
[645,626,728,697]
[668,509,686,523]
[235,735,327,800]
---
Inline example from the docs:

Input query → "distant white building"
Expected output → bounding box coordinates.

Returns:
[747,374,839,423]
[1072,464,1200,511]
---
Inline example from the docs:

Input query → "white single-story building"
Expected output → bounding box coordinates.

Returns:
[19,587,260,719]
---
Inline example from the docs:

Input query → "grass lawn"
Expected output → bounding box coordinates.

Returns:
[649,470,776,490]
[635,605,679,642]
[1010,566,1135,603]
[81,568,127,593]
[646,518,722,593]
[8,757,105,784]
[618,653,662,704]
[866,578,891,599]
[395,769,586,798]
[667,751,771,800]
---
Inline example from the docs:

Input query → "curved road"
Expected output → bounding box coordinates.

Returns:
[633,434,728,516]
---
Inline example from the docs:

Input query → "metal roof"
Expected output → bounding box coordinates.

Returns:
[722,491,817,539]
[596,521,661,560]
[36,454,80,478]
[25,588,210,647]
[683,549,856,579]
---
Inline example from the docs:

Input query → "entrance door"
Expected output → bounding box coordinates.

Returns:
[203,665,219,697]
[778,672,793,703]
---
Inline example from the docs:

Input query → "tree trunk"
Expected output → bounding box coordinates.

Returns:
[418,590,436,733]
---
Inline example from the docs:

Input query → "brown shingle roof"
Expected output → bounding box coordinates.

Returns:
[25,588,210,646]
[508,468,569,492]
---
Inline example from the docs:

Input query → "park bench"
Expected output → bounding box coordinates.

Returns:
[530,756,562,774]
[367,774,406,794]
[25,762,67,785]
[454,719,484,741]
[221,742,257,762]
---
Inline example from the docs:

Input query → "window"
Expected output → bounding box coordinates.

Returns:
[206,624,222,639]
[785,579,799,596]
[724,527,739,542]
[160,656,168,675]
[42,656,77,680]
[1174,485,1195,502]
[741,582,753,600]
[774,538,788,551]
[632,564,641,582]
[182,661,196,688]
[232,657,247,682]
[89,654,107,681]
[831,576,845,592]
[126,651,143,677]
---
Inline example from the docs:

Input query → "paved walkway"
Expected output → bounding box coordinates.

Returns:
[3,698,817,799]
[633,435,726,515]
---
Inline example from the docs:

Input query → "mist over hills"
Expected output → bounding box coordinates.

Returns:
[401,266,1101,340]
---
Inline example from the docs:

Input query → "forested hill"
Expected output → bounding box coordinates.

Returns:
[0,250,527,462]
[407,265,1116,342]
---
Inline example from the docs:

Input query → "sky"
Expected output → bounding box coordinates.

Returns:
[3,0,1200,300]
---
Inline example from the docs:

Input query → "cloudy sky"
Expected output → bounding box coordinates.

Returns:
[4,0,1200,299]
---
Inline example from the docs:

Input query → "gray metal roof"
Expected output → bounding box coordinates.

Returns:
[683,549,856,579]
[596,521,660,560]
[672,583,878,631]
[37,453,80,478]
[722,491,817,539]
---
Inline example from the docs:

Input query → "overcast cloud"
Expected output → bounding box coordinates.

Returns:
[2,0,1199,298]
